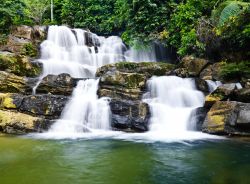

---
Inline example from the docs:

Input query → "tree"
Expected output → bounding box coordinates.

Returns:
[24,0,50,25]
[0,0,26,33]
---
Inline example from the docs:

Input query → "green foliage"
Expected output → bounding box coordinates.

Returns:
[0,0,26,33]
[61,0,119,35]
[212,1,250,26]
[167,0,216,56]
[220,61,250,79]
[21,43,38,58]
[23,0,50,25]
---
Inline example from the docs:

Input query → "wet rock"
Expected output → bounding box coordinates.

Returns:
[19,95,68,118]
[189,107,209,131]
[195,78,209,94]
[0,110,51,134]
[36,74,77,96]
[175,56,209,77]
[202,101,250,135]
[84,31,100,47]
[110,99,150,132]
[0,53,41,77]
[204,83,237,108]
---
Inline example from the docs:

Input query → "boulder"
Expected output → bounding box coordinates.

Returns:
[204,83,237,108]
[175,56,209,77]
[99,71,146,89]
[0,52,41,77]
[19,95,68,118]
[98,86,142,101]
[0,93,23,109]
[36,74,77,96]
[110,99,150,132]
[0,110,52,134]
[0,25,46,57]
[195,78,209,94]
[202,101,250,135]
[232,88,250,103]
[0,71,29,93]
[96,62,175,78]
[200,62,224,81]
[12,25,33,40]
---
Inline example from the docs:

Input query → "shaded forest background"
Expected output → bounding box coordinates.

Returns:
[0,0,249,62]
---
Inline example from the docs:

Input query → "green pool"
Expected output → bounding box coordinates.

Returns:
[0,134,250,184]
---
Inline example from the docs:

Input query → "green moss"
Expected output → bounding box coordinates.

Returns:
[115,62,175,76]
[220,61,250,80]
[21,43,38,58]
[0,54,41,77]
[0,94,17,109]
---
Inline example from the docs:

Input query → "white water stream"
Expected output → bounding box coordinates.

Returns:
[34,25,221,141]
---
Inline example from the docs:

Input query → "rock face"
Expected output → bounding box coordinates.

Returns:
[202,101,250,135]
[0,25,46,57]
[0,93,68,119]
[0,92,68,134]
[199,62,224,81]
[0,71,29,93]
[0,110,52,134]
[36,74,77,96]
[174,56,209,77]
[96,62,174,132]
[0,52,41,77]
[204,83,238,108]
[110,99,150,132]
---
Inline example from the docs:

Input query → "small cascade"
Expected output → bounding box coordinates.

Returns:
[37,25,160,81]
[144,76,204,134]
[48,79,110,135]
[125,45,157,62]
[206,80,222,93]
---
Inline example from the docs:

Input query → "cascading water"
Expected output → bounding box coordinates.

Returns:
[34,25,220,141]
[144,76,204,132]
[47,79,110,137]
[36,25,160,137]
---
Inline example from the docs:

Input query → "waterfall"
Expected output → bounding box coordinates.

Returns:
[48,79,110,135]
[144,76,205,135]
[37,25,158,80]
[33,25,220,141]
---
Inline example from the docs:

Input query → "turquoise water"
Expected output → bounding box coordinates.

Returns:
[0,134,250,184]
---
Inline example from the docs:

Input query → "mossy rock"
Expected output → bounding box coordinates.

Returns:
[204,83,237,108]
[202,101,237,134]
[0,93,23,109]
[0,53,41,77]
[0,71,29,93]
[96,62,175,78]
[176,56,209,77]
[100,71,147,89]
[202,101,250,136]
[0,110,43,134]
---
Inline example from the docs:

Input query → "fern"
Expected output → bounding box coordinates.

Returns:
[218,2,241,26]
[212,1,250,26]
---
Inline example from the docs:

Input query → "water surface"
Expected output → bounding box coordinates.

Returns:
[0,134,250,184]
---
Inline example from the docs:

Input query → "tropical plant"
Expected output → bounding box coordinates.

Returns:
[212,0,250,26]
